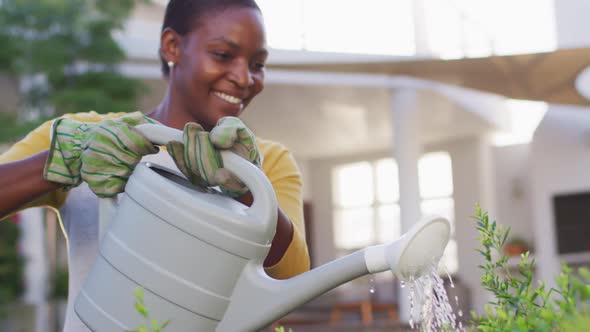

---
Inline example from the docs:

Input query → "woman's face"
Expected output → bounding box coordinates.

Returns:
[173,7,267,129]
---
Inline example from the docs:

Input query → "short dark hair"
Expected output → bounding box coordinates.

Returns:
[160,0,261,77]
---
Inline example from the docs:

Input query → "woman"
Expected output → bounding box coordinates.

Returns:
[0,0,310,331]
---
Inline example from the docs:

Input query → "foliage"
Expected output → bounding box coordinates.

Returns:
[128,287,170,332]
[0,216,25,313]
[0,0,149,142]
[275,327,294,332]
[471,205,590,332]
[559,313,590,332]
[0,112,49,144]
[50,267,69,300]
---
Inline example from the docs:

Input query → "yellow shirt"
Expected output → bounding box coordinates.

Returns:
[0,111,310,279]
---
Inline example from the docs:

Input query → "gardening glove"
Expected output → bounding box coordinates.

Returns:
[167,117,261,197]
[209,117,261,197]
[166,122,213,190]
[43,113,159,197]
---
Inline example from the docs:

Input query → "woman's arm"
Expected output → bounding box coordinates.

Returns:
[0,150,63,218]
[236,192,294,267]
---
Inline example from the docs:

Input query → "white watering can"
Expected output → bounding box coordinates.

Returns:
[74,124,451,332]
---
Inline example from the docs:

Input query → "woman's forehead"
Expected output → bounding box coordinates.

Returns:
[192,7,266,49]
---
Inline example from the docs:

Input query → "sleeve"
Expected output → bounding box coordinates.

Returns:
[260,140,311,279]
[0,119,70,210]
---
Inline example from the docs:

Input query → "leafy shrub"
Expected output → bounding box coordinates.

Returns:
[471,205,590,331]
[0,216,24,312]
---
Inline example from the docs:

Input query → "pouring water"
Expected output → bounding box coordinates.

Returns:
[403,263,465,332]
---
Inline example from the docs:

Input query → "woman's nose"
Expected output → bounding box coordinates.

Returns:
[228,60,253,88]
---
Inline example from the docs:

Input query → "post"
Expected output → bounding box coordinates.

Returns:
[391,89,423,323]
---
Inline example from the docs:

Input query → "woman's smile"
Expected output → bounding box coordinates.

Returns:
[212,90,243,106]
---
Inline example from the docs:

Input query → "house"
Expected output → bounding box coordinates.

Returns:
[3,0,590,330]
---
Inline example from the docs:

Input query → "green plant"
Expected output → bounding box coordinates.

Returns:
[471,205,590,331]
[275,327,294,332]
[0,216,25,314]
[128,287,170,332]
[0,112,49,144]
[0,0,149,143]
[50,267,69,300]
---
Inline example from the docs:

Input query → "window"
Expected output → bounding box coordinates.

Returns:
[418,152,457,273]
[332,152,458,273]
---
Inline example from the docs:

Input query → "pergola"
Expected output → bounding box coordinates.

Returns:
[271,47,590,106]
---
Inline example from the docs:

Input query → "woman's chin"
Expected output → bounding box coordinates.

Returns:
[217,105,244,119]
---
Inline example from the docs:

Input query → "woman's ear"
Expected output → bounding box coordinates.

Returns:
[160,27,181,66]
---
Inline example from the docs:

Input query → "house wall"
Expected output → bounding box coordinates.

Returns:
[306,134,502,313]
[530,106,590,285]
[492,144,534,245]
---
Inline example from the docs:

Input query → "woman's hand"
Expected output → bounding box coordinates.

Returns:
[167,117,261,197]
[43,113,159,197]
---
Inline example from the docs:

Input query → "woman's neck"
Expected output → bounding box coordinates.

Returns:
[147,87,195,131]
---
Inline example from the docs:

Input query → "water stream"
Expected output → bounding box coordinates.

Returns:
[402,264,465,332]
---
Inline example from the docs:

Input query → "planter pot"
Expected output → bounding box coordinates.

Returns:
[504,244,528,257]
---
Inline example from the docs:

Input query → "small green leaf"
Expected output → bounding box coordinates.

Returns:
[151,319,159,330]
[135,302,149,318]
[135,287,144,302]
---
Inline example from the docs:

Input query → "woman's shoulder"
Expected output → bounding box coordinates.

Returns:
[61,111,141,122]
[256,137,300,173]
[256,137,290,156]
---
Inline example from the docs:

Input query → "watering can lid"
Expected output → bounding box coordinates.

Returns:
[124,162,276,255]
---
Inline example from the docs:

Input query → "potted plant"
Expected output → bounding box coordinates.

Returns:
[503,236,530,256]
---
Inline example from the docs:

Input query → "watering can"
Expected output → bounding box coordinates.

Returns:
[74,124,451,332]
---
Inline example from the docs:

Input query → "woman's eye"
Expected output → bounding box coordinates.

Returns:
[253,62,265,70]
[213,51,231,60]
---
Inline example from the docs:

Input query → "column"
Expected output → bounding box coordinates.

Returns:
[391,89,423,323]
[18,208,50,332]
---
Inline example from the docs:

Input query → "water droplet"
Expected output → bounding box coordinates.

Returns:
[444,267,455,289]
[400,280,406,288]
[409,318,414,329]
[368,277,376,295]
[458,310,463,317]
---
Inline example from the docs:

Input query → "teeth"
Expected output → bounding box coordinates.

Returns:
[213,91,243,105]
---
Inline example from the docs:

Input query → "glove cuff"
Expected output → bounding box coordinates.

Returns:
[43,118,86,186]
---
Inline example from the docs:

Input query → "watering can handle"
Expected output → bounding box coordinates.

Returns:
[98,124,278,241]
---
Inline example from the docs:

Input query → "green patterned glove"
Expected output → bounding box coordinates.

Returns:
[43,113,159,197]
[209,117,261,167]
[166,122,214,189]
[210,117,262,197]
[167,118,261,197]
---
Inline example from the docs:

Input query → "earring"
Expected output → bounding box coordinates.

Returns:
[168,61,175,69]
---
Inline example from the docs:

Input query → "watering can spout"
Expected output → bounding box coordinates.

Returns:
[216,215,451,332]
